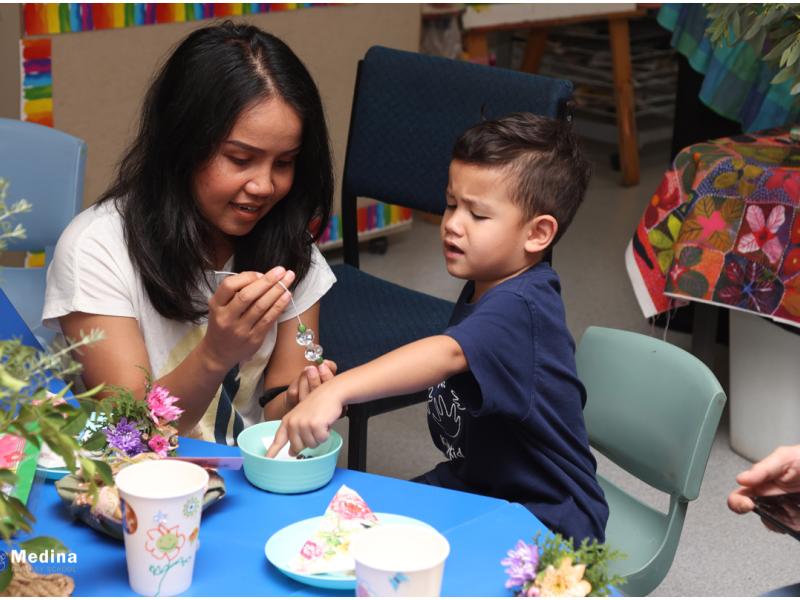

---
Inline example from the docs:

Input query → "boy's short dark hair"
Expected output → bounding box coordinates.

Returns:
[452,112,590,244]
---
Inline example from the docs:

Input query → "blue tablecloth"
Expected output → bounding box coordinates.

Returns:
[25,437,547,596]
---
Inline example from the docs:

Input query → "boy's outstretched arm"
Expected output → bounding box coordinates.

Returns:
[266,335,467,457]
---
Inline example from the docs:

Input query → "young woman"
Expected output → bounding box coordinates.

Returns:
[44,21,337,444]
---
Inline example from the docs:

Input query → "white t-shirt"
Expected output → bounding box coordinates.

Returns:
[43,201,336,444]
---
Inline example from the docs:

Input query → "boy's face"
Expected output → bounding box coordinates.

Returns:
[441,160,539,296]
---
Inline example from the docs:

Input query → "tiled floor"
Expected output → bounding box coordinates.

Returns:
[323,141,799,596]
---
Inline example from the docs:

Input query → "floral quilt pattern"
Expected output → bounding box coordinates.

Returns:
[626,129,800,326]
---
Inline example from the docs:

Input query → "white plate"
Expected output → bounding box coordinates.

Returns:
[264,512,433,590]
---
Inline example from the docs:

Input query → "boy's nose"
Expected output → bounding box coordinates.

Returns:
[442,214,462,235]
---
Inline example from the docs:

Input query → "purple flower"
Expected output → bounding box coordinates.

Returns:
[501,540,539,590]
[104,417,147,456]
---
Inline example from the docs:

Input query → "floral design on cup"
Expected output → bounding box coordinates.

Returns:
[189,527,199,544]
[121,499,138,535]
[182,496,200,518]
[356,581,375,597]
[145,523,186,561]
[388,572,408,590]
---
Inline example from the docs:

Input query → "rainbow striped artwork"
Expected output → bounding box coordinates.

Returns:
[318,203,413,247]
[20,38,53,127]
[23,4,329,36]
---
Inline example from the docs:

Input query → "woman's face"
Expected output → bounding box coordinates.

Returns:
[193,96,303,265]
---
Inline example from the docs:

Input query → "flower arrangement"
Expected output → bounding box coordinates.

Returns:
[502,533,625,597]
[0,177,109,592]
[83,375,184,459]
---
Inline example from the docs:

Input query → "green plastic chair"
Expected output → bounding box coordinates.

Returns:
[576,326,727,596]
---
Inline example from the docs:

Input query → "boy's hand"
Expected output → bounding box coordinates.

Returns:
[284,360,337,411]
[266,384,345,457]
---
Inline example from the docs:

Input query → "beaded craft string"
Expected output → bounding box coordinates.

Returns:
[214,271,323,365]
[277,281,325,365]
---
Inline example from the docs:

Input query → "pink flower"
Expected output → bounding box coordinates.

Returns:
[148,434,169,458]
[737,204,785,264]
[146,384,183,426]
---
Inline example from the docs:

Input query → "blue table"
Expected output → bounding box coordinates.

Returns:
[27,438,547,596]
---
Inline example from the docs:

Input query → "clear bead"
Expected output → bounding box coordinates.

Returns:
[304,344,323,362]
[296,328,315,346]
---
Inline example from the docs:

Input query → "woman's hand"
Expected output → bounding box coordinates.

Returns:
[285,359,337,411]
[728,445,800,515]
[201,266,295,371]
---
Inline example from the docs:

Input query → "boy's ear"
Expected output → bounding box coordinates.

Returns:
[524,214,558,254]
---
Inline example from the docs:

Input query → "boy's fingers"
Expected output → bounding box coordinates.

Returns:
[266,424,289,458]
[318,363,334,381]
[297,374,311,402]
[312,425,330,447]
[322,359,337,375]
[288,430,307,457]
[305,366,322,389]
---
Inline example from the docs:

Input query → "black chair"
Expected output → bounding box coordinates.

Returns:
[320,46,573,471]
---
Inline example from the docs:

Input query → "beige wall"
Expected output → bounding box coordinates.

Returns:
[47,4,420,208]
[0,4,22,120]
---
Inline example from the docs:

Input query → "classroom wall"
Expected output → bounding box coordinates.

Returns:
[18,4,421,208]
[0,5,22,120]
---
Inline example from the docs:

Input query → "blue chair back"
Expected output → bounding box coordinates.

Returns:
[0,118,86,252]
[0,119,86,343]
[323,47,574,470]
[0,287,42,350]
[340,46,573,266]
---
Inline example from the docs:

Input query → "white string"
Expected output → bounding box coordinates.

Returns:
[277,281,305,329]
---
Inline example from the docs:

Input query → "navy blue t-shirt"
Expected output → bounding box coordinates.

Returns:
[424,262,608,543]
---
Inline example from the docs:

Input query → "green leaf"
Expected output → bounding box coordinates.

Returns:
[79,456,96,481]
[771,67,795,85]
[649,229,674,250]
[785,39,800,67]
[791,79,800,96]
[0,470,17,486]
[20,536,68,555]
[81,430,108,452]
[0,556,12,592]
[60,410,89,437]
[657,249,674,275]
[74,383,104,399]
[678,270,710,298]
[765,34,797,62]
[679,246,704,268]
[90,459,113,486]
[751,27,768,57]
[714,172,739,189]
[6,497,33,524]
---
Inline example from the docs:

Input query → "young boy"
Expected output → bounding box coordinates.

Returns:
[268,113,608,543]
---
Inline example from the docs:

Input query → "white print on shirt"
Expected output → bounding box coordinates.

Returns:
[427,381,465,439]
[439,435,464,460]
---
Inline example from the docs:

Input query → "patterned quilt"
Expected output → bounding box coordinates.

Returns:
[626,129,800,327]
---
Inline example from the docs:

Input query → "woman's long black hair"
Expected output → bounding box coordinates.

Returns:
[99,21,333,322]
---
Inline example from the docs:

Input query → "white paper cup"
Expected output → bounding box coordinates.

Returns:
[114,460,209,596]
[350,523,450,597]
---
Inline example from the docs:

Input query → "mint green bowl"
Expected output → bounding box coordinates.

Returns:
[237,421,342,494]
